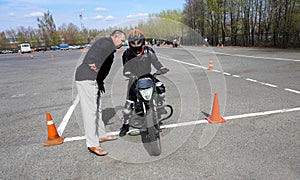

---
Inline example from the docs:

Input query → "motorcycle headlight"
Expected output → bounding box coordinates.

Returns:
[139,87,153,101]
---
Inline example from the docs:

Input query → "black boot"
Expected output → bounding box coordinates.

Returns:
[119,124,129,137]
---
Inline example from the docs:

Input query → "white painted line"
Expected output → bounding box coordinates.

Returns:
[189,67,200,70]
[160,55,298,96]
[259,82,278,88]
[184,47,300,62]
[64,136,85,142]
[245,78,279,88]
[245,78,258,83]
[225,106,300,120]
[11,93,25,98]
[159,56,205,69]
[57,94,80,136]
[216,52,300,62]
[64,120,209,142]
[284,88,300,94]
[63,106,300,143]
[63,127,144,142]
[161,120,208,129]
[159,55,227,74]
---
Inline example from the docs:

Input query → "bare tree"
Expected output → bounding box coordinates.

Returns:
[37,11,60,46]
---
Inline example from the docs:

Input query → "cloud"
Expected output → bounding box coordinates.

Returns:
[95,7,108,12]
[91,15,103,20]
[24,12,44,17]
[126,13,149,19]
[8,13,15,16]
[89,15,115,21]
[104,16,115,21]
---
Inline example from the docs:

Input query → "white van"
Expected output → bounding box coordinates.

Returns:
[20,43,31,53]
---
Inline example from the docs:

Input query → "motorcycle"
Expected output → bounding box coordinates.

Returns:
[126,69,173,156]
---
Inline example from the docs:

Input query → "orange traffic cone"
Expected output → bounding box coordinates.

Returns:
[51,54,55,61]
[208,58,214,70]
[44,112,64,146]
[205,93,226,124]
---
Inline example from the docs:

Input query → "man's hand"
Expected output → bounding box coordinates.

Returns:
[124,72,137,80]
[157,67,169,75]
[89,64,99,73]
[97,81,105,94]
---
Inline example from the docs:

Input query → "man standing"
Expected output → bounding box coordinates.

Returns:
[75,30,126,156]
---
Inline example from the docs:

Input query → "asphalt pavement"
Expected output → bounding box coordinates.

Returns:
[0,46,299,179]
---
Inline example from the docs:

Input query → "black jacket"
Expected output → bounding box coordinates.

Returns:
[75,37,116,82]
[122,46,163,78]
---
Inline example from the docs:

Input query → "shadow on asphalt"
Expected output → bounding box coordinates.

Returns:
[102,106,122,125]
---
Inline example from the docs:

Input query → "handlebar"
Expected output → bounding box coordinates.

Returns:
[125,68,169,80]
[154,68,170,77]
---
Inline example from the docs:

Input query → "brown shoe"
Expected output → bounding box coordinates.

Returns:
[88,146,108,156]
[99,135,118,143]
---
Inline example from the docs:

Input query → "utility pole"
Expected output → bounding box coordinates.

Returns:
[79,10,85,30]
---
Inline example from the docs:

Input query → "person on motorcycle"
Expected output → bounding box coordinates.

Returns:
[119,29,169,137]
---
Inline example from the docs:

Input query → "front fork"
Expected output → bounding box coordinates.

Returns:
[139,100,161,133]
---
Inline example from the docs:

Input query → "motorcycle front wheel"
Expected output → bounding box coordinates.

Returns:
[141,125,161,156]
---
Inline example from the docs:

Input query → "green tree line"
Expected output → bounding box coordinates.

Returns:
[182,0,300,47]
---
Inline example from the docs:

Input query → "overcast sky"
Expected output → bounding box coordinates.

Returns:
[0,0,185,31]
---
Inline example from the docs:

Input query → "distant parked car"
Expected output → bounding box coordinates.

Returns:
[83,44,92,48]
[1,50,13,54]
[59,44,69,50]
[50,46,60,51]
[34,47,48,52]
[69,45,81,50]
[11,49,19,53]
[20,43,31,53]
